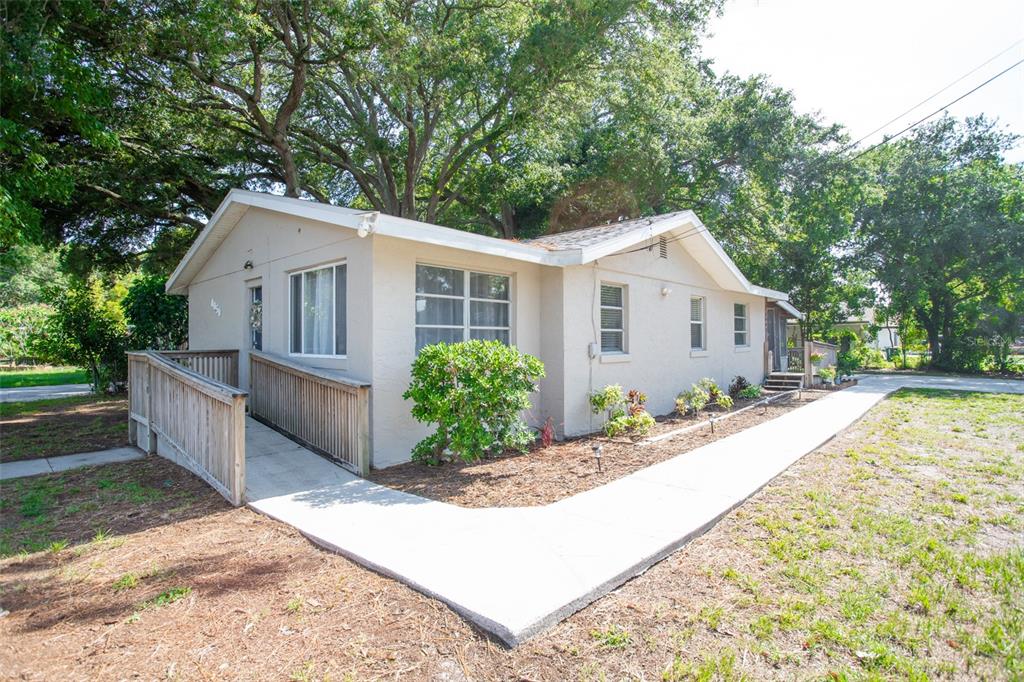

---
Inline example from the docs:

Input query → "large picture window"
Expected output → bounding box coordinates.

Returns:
[600,283,626,353]
[289,263,347,356]
[690,296,705,350]
[734,303,748,346]
[415,264,510,351]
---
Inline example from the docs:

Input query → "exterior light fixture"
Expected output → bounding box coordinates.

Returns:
[661,286,672,297]
[243,260,253,270]
[357,211,379,238]
[592,442,603,472]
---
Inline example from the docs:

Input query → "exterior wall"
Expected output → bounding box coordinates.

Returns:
[538,267,566,436]
[185,207,373,390]
[557,240,766,437]
[368,235,544,468]
[185,210,769,468]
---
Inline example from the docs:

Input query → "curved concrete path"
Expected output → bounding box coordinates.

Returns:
[244,374,1023,646]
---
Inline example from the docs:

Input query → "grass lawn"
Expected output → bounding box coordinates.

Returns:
[0,366,89,388]
[0,395,128,462]
[0,388,1021,680]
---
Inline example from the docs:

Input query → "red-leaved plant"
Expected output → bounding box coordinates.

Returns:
[540,416,554,448]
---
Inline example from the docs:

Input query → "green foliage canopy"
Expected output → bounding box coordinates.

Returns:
[122,274,188,350]
[858,116,1024,370]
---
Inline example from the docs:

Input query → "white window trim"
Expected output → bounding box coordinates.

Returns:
[734,302,749,348]
[414,264,513,349]
[690,296,706,351]
[288,260,348,359]
[599,282,627,354]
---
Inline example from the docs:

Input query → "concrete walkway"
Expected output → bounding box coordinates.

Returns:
[244,374,1023,646]
[0,446,145,480]
[0,383,92,403]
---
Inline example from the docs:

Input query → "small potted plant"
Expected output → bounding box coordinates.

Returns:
[818,365,837,386]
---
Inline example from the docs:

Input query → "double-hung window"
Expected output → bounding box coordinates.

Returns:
[600,283,626,353]
[415,264,511,351]
[289,262,347,356]
[690,296,705,350]
[734,303,748,346]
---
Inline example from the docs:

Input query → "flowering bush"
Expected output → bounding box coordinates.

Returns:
[404,340,545,464]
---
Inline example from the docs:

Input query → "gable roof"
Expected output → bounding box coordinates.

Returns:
[166,190,795,308]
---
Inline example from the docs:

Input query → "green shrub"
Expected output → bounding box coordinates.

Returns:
[818,366,837,383]
[677,378,733,414]
[123,274,188,350]
[738,384,763,399]
[37,277,129,392]
[604,410,655,438]
[590,384,626,420]
[591,385,654,438]
[403,340,544,464]
[676,386,709,416]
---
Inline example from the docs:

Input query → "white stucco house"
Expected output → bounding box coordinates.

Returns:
[166,189,801,469]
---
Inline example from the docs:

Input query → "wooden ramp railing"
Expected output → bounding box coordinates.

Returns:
[159,349,239,387]
[128,351,247,506]
[249,350,371,476]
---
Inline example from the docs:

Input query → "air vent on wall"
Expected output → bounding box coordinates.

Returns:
[659,236,668,259]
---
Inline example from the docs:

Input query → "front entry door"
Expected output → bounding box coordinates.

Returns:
[766,306,782,371]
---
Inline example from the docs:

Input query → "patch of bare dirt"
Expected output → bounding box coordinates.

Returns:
[371,390,829,507]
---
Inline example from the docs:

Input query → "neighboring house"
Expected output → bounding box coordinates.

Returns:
[167,190,800,469]
[787,308,900,352]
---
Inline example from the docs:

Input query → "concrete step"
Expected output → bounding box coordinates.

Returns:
[765,372,804,392]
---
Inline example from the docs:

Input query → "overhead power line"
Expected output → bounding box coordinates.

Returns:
[846,37,1024,151]
[851,56,1024,161]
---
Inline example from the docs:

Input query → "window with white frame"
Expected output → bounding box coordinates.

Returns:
[600,283,626,353]
[690,296,705,350]
[734,303,748,346]
[289,262,346,356]
[415,264,510,351]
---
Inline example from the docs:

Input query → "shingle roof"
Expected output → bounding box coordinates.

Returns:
[521,211,691,251]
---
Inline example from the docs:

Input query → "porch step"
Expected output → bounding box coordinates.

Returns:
[764,372,804,392]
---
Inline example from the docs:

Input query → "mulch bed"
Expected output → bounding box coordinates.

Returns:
[0,397,129,462]
[370,389,830,508]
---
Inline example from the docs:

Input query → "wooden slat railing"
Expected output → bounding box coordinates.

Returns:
[249,350,370,476]
[158,349,239,387]
[128,351,248,505]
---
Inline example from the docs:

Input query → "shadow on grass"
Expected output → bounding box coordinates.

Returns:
[0,456,225,558]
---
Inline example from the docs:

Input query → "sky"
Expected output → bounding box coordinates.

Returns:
[702,0,1024,162]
